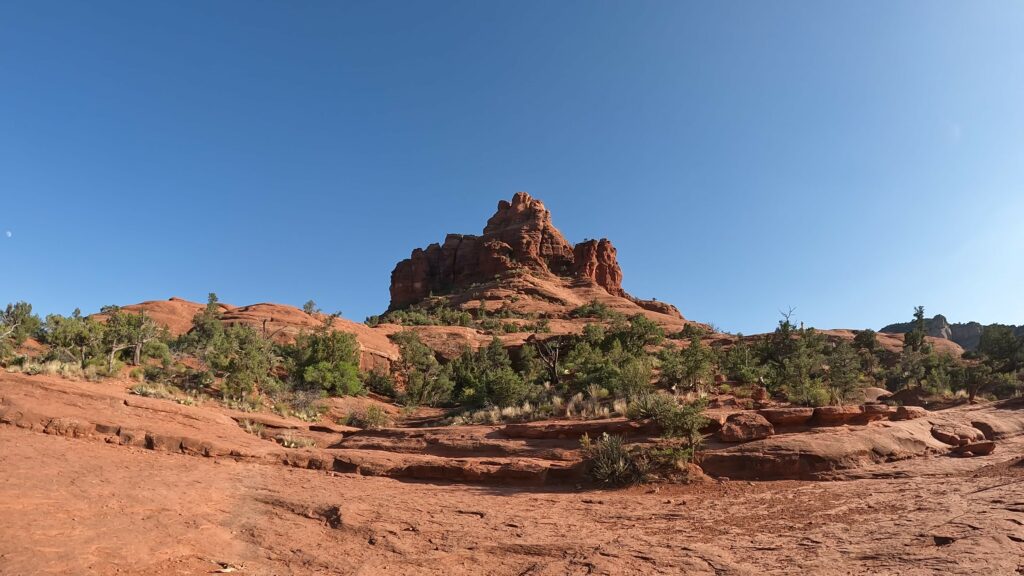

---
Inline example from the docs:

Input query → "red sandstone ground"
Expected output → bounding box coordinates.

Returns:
[3,372,1024,575]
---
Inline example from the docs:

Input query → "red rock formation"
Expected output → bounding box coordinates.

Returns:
[389,192,628,309]
[107,298,399,372]
[571,239,624,297]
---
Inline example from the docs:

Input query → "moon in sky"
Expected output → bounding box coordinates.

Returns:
[4,230,11,238]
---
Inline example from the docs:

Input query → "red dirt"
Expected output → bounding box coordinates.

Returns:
[3,372,1024,574]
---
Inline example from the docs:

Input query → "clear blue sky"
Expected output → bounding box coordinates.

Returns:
[3,1,1023,334]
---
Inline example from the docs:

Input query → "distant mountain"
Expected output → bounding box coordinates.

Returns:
[880,314,1024,351]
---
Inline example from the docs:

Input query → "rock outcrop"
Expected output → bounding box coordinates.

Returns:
[880,314,1023,351]
[389,192,628,309]
[105,298,399,372]
[719,413,775,442]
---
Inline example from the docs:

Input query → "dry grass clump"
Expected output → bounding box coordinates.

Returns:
[345,405,392,430]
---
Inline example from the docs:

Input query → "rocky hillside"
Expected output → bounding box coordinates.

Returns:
[881,314,1023,351]
[105,193,970,368]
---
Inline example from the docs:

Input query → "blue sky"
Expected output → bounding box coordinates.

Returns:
[2,1,1023,334]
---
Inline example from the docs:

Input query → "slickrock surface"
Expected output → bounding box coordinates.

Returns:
[4,372,1024,574]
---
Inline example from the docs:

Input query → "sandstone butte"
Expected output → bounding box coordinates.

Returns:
[96,192,962,368]
[7,192,1024,576]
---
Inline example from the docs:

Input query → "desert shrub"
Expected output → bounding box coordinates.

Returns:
[824,341,862,405]
[391,331,453,406]
[275,432,316,449]
[679,337,716,393]
[274,389,326,422]
[524,318,552,334]
[142,364,171,383]
[720,339,764,384]
[40,310,106,368]
[130,382,178,400]
[645,445,695,468]
[301,361,362,396]
[283,320,363,397]
[627,392,707,449]
[606,314,665,355]
[580,433,649,486]
[238,419,266,438]
[346,405,392,430]
[484,366,533,407]
[618,357,654,397]
[773,328,828,405]
[81,356,123,380]
[449,337,535,407]
[371,304,474,327]
[570,300,621,320]
[362,369,396,397]
[784,377,830,407]
[672,323,710,340]
[0,301,41,363]
[224,394,262,412]
[657,398,708,449]
[564,390,611,420]
[220,324,280,400]
[563,341,620,394]
[626,390,677,421]
[99,306,163,369]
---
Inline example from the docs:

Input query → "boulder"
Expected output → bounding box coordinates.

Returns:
[699,420,939,480]
[861,387,893,403]
[750,386,770,403]
[892,406,929,421]
[811,406,864,426]
[862,404,893,422]
[952,441,996,456]
[719,413,775,442]
[676,461,712,483]
[930,423,987,447]
[758,407,814,427]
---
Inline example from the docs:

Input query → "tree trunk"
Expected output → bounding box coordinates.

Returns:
[133,343,142,366]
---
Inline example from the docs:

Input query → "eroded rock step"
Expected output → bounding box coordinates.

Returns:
[0,400,584,486]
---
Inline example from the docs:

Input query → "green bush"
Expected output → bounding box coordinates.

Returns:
[570,300,622,320]
[618,357,654,398]
[302,361,362,396]
[362,369,396,397]
[370,304,474,327]
[346,405,392,430]
[286,322,363,397]
[783,377,830,407]
[274,389,326,422]
[627,392,707,450]
[580,432,649,486]
[391,331,453,406]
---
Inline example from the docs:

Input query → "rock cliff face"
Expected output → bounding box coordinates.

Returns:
[880,314,1022,351]
[389,192,626,309]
